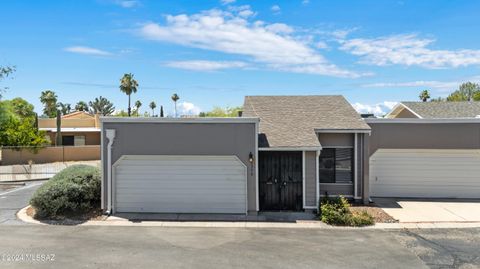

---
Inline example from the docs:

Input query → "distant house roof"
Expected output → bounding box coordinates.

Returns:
[39,127,100,132]
[62,111,94,119]
[387,101,480,119]
[242,95,371,148]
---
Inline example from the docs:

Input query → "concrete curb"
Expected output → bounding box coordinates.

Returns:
[16,206,480,229]
[16,206,46,225]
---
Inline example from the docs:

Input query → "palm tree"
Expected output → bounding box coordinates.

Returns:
[75,101,89,112]
[171,93,180,117]
[39,90,58,118]
[57,102,71,115]
[149,101,157,117]
[134,100,142,116]
[119,73,138,117]
[89,96,115,116]
[419,90,431,102]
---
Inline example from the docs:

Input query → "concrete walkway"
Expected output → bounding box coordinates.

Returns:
[374,198,480,223]
[17,207,480,229]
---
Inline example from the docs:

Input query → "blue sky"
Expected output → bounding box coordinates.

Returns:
[1,0,480,116]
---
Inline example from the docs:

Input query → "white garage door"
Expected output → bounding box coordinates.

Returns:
[113,155,247,214]
[370,149,480,198]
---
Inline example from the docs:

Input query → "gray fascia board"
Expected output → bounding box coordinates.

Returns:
[100,117,259,124]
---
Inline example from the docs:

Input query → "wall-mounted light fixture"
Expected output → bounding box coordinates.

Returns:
[248,152,254,176]
[248,152,254,163]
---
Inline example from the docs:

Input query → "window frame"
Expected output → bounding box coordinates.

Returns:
[318,147,354,185]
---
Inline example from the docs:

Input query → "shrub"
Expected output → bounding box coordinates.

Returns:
[349,210,375,226]
[320,196,374,226]
[30,165,101,219]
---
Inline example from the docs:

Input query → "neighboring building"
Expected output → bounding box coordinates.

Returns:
[100,95,480,216]
[38,111,101,146]
[386,101,480,119]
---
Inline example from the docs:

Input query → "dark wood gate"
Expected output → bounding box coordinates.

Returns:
[259,151,303,211]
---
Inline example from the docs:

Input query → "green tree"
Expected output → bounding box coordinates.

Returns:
[75,101,89,112]
[171,93,180,117]
[0,98,48,147]
[0,65,15,99]
[39,90,58,118]
[89,96,115,116]
[418,90,430,102]
[199,106,243,117]
[160,105,164,117]
[8,97,35,118]
[113,110,129,117]
[119,73,138,117]
[0,117,48,147]
[134,100,142,116]
[447,82,480,101]
[149,101,156,117]
[474,91,480,101]
[57,102,71,115]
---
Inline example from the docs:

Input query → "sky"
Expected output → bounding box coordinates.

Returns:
[1,0,480,116]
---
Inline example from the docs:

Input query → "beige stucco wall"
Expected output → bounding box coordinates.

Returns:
[39,118,96,128]
[394,108,418,118]
[0,146,100,165]
[46,132,100,146]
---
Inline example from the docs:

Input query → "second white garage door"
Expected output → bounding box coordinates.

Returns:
[370,149,480,198]
[113,155,247,214]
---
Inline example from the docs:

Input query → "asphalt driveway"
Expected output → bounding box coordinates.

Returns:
[0,182,44,225]
[0,226,427,269]
[0,226,479,269]
[374,198,480,222]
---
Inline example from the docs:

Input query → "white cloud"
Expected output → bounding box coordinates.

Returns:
[228,5,256,18]
[178,101,201,115]
[362,80,459,91]
[114,0,140,8]
[220,0,236,5]
[315,41,328,49]
[164,60,248,71]
[362,76,480,93]
[64,46,112,56]
[352,101,398,116]
[331,28,358,40]
[138,8,362,78]
[340,34,480,68]
[264,23,293,34]
[302,0,310,5]
[271,5,281,14]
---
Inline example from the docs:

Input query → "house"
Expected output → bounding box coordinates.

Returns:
[100,95,480,216]
[242,96,370,210]
[38,111,101,146]
[386,101,480,118]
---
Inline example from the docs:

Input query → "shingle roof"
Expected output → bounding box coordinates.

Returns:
[243,95,371,148]
[401,101,480,119]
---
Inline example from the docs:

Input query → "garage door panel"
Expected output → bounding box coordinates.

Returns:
[118,194,245,202]
[114,155,247,214]
[370,149,480,198]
